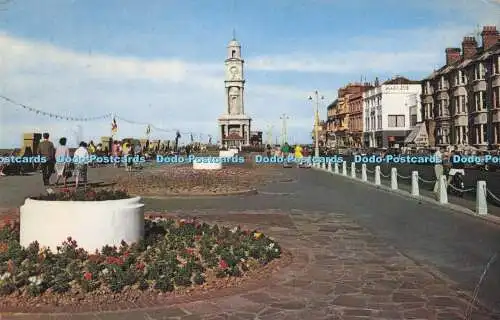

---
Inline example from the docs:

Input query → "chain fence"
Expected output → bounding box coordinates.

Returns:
[487,188,500,204]
[418,176,436,184]
[323,162,500,207]
[380,171,390,178]
[397,173,411,180]
[447,183,476,193]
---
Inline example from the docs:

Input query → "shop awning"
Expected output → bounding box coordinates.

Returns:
[404,123,428,145]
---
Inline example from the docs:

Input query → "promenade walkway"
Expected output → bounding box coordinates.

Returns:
[0,166,499,319]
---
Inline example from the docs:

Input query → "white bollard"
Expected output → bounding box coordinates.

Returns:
[327,161,332,172]
[342,162,347,176]
[391,168,398,190]
[361,164,367,182]
[350,162,356,178]
[438,175,448,204]
[334,162,339,174]
[375,166,381,186]
[411,171,419,197]
[476,180,488,215]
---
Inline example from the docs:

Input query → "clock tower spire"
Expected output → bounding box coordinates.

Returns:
[217,36,252,148]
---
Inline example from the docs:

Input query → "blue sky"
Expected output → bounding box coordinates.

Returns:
[0,0,499,147]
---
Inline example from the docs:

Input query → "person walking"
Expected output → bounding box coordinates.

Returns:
[433,147,443,193]
[73,141,89,190]
[280,142,290,157]
[54,137,70,187]
[37,132,55,186]
[294,144,303,167]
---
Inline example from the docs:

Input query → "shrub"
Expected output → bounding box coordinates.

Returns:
[0,217,281,297]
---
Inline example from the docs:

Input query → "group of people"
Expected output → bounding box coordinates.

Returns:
[36,133,89,189]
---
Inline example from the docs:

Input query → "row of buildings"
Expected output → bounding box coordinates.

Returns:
[316,25,500,150]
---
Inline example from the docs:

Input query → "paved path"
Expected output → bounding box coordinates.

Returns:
[1,166,500,319]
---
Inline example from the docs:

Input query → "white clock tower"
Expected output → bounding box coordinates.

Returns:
[218,36,252,148]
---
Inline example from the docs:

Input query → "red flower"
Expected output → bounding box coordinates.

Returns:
[194,235,202,241]
[83,272,92,281]
[218,259,229,269]
[105,256,124,265]
[62,188,71,193]
[123,251,130,258]
[185,248,195,255]
[135,262,145,270]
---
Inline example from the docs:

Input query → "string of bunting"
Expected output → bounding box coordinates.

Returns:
[0,94,112,121]
[1,94,209,139]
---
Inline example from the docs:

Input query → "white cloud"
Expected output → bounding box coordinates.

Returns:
[245,22,497,75]
[1,0,498,149]
[0,32,312,148]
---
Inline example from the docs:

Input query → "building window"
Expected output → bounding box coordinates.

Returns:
[438,77,446,90]
[475,91,485,111]
[493,56,499,75]
[377,115,382,129]
[232,50,236,58]
[442,99,449,116]
[388,115,404,127]
[474,63,485,80]
[455,70,466,85]
[483,124,488,144]
[410,114,417,127]
[494,87,500,109]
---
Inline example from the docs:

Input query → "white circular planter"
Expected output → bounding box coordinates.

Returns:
[219,150,237,158]
[20,197,145,253]
[193,161,222,170]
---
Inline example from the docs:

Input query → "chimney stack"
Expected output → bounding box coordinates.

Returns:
[461,36,478,59]
[481,26,499,50]
[445,48,461,65]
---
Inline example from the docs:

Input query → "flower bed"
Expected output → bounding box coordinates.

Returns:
[0,217,282,310]
[32,189,129,201]
[114,166,274,196]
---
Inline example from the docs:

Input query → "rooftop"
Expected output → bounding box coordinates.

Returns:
[382,76,420,85]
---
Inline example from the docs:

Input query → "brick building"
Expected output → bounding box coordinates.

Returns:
[421,25,500,149]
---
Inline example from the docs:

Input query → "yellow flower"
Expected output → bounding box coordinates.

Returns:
[253,232,263,239]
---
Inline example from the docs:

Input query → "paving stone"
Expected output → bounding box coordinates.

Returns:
[269,300,306,310]
[392,292,426,303]
[1,168,498,319]
[332,295,367,308]
[342,308,373,317]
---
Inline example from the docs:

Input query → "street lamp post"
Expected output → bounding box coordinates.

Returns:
[308,90,324,158]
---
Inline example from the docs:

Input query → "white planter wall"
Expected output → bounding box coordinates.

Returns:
[193,161,222,170]
[219,150,237,158]
[20,197,144,252]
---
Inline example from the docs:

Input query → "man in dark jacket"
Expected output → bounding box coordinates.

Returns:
[37,132,55,186]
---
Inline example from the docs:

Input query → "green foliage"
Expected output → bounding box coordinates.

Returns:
[31,189,130,201]
[0,217,281,297]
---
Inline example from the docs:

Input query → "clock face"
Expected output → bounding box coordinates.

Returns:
[230,66,238,74]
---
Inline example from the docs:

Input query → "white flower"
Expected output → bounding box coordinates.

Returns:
[231,227,239,233]
[240,258,246,262]
[101,268,109,275]
[0,272,11,281]
[268,243,275,249]
[28,276,42,286]
[274,248,279,253]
